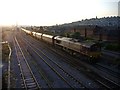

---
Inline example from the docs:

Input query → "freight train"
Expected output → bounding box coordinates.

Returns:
[21,28,101,61]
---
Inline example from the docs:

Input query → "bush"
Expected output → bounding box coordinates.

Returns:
[105,43,120,52]
[71,32,81,39]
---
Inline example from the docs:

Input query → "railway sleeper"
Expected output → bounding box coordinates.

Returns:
[25,80,35,83]
[25,78,35,83]
[25,78,33,81]
[27,84,37,88]
[25,76,33,79]
[26,82,36,86]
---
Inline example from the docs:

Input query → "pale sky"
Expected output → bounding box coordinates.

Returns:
[0,0,119,26]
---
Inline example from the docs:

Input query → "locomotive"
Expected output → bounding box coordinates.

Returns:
[21,28,101,60]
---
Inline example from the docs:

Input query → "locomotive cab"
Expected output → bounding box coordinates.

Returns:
[89,44,101,59]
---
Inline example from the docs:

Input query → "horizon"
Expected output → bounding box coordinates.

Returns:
[0,16,119,27]
[0,0,119,26]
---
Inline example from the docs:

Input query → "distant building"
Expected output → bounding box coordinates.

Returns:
[70,25,98,38]
[69,25,119,42]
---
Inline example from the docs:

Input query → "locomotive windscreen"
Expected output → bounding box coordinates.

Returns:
[90,44,100,51]
[56,40,61,44]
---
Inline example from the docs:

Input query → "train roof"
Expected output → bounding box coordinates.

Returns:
[80,40,96,48]
[54,36,96,48]
[21,28,31,32]
[36,32,42,35]
[32,31,36,34]
[54,36,72,41]
[42,34,54,38]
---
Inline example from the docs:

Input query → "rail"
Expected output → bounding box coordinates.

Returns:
[7,42,12,89]
[14,37,41,89]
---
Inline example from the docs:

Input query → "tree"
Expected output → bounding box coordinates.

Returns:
[71,32,81,39]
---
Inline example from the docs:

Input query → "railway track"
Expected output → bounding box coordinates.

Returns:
[13,37,41,89]
[102,49,120,59]
[21,34,87,88]
[24,33,120,89]
[95,63,120,78]
[50,47,120,89]
[94,63,120,85]
[95,63,120,79]
[51,48,120,89]
[20,31,120,88]
[15,36,53,88]
[27,34,119,89]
